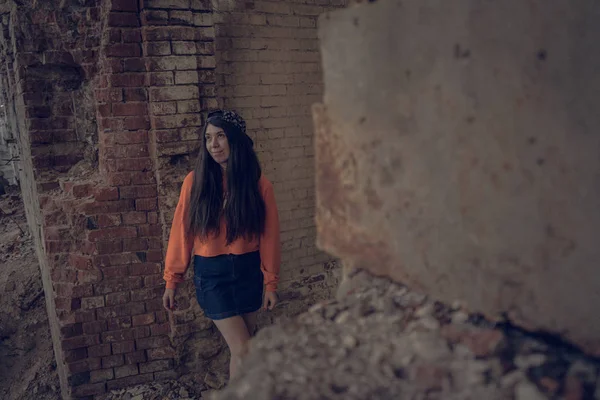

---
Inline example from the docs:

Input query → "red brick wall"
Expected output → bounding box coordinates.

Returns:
[140,0,229,390]
[214,0,347,320]
[7,0,347,398]
[6,3,106,398]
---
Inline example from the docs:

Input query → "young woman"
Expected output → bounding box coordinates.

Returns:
[162,109,280,378]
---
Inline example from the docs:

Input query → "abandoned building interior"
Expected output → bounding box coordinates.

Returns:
[0,0,599,399]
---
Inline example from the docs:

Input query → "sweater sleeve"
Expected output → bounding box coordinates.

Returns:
[259,178,281,292]
[164,172,195,290]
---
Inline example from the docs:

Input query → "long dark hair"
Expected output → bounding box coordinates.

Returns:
[185,113,266,244]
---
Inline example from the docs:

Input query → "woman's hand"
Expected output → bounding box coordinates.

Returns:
[162,288,176,311]
[262,291,278,310]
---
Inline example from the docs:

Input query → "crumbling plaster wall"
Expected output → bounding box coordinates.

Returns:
[314,0,600,354]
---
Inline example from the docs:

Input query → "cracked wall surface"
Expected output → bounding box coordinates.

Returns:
[314,0,600,355]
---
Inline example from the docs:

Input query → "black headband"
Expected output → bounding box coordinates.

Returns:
[208,109,247,135]
[207,109,253,147]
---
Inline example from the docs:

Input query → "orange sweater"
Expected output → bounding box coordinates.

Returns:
[163,172,281,292]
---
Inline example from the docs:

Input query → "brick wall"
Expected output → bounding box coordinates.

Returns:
[214,0,347,321]
[4,0,347,398]
[4,3,105,399]
[0,109,19,185]
[0,6,18,186]
[139,0,232,390]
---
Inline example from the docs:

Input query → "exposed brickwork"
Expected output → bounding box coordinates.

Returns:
[38,3,174,397]
[4,0,169,398]
[0,2,105,399]
[214,0,347,321]
[4,0,347,398]
[139,0,223,388]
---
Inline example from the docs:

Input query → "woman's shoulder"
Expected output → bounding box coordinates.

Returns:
[182,171,195,188]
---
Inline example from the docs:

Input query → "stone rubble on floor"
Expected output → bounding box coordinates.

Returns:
[211,269,600,400]
[98,269,600,400]
[98,380,199,400]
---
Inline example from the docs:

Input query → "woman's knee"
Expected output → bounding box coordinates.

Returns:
[213,316,251,356]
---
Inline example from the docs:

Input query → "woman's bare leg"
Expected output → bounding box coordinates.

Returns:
[212,316,251,379]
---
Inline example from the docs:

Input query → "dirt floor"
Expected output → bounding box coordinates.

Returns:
[215,269,600,400]
[0,186,61,400]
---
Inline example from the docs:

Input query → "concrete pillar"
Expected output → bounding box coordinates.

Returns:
[315,0,600,355]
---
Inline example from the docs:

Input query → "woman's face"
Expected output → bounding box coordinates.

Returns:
[205,124,230,167]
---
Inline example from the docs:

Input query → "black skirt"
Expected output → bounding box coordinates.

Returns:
[193,251,264,320]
